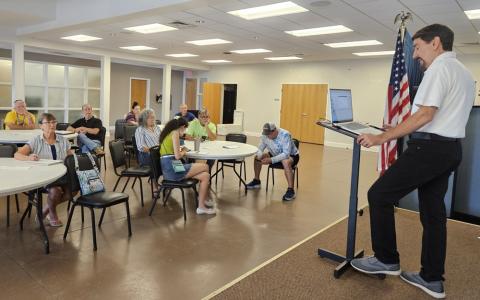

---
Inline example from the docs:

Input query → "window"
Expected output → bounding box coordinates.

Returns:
[0,59,12,124]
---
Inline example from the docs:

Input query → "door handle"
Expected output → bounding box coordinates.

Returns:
[301,113,308,116]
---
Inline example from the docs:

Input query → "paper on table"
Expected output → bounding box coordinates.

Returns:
[0,166,31,170]
[222,145,240,149]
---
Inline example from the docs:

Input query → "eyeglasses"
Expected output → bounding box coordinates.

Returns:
[42,121,58,125]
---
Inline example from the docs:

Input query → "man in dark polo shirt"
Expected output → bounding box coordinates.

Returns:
[68,104,104,155]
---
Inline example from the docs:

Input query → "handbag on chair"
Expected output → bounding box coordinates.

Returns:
[73,152,105,195]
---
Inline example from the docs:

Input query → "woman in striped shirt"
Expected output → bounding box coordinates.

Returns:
[134,108,161,167]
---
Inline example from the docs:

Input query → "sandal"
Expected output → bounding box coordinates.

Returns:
[47,216,63,227]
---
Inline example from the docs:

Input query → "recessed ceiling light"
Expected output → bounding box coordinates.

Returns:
[202,60,232,63]
[264,56,303,61]
[61,34,102,42]
[228,1,308,20]
[186,39,232,46]
[120,46,157,51]
[230,48,271,54]
[124,23,177,34]
[324,40,382,48]
[165,53,198,58]
[285,25,353,37]
[465,9,480,19]
[353,51,395,56]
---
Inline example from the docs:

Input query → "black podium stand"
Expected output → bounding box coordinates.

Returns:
[316,120,366,279]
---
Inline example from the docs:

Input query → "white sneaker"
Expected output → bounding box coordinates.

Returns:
[205,199,216,207]
[196,207,216,215]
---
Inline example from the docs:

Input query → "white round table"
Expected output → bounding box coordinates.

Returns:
[0,157,67,254]
[0,129,78,144]
[183,140,257,193]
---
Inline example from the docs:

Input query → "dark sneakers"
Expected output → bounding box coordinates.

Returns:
[246,179,261,189]
[400,271,445,299]
[350,256,401,275]
[282,188,296,201]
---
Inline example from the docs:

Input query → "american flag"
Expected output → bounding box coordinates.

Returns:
[378,30,411,173]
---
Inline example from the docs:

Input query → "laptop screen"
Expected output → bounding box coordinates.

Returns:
[330,89,353,123]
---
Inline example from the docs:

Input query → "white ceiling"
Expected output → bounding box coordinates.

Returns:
[1,0,479,67]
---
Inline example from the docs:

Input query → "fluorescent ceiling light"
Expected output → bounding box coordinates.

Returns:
[61,34,102,42]
[165,53,198,58]
[228,1,308,20]
[124,23,177,34]
[285,25,353,37]
[465,9,480,19]
[230,48,271,54]
[264,56,302,61]
[324,40,382,48]
[202,60,231,63]
[353,51,395,56]
[186,39,232,46]
[120,46,157,51]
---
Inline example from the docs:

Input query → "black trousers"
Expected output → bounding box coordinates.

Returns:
[368,138,462,282]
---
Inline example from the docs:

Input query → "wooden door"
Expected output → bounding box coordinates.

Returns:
[185,78,197,109]
[202,82,222,124]
[131,79,147,109]
[280,84,327,144]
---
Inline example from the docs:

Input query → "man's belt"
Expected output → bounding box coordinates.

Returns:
[410,132,458,142]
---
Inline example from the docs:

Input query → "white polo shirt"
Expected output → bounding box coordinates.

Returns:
[412,52,476,138]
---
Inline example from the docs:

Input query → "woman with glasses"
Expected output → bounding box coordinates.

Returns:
[134,109,161,167]
[14,113,74,227]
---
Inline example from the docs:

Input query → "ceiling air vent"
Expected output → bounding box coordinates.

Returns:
[459,42,480,46]
[168,21,196,29]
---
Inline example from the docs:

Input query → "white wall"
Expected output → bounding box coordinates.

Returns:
[198,54,480,148]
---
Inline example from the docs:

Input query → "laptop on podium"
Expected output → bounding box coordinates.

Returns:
[329,88,384,135]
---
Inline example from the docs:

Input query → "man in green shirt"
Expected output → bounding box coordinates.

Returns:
[185,109,217,141]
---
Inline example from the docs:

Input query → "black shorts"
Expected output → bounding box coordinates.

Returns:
[269,153,300,168]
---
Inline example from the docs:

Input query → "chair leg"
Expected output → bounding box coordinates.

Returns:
[163,189,173,206]
[138,177,144,207]
[15,194,19,213]
[149,187,161,216]
[221,163,225,179]
[238,163,242,188]
[122,177,131,193]
[272,168,275,186]
[103,156,107,171]
[192,185,199,208]
[19,195,33,230]
[6,195,10,227]
[180,188,186,222]
[98,208,106,227]
[266,167,270,191]
[113,176,122,191]
[131,177,137,188]
[243,161,246,180]
[125,200,132,236]
[296,168,299,188]
[89,208,97,251]
[63,203,76,240]
[81,206,85,223]
[215,162,219,185]
[67,200,70,213]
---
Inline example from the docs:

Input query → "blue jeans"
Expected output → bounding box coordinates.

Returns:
[77,133,101,153]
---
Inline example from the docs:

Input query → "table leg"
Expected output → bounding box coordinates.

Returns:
[232,164,248,195]
[36,189,50,254]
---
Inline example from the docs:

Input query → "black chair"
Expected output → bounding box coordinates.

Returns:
[213,133,247,186]
[123,125,138,165]
[56,122,70,130]
[155,120,161,125]
[266,138,300,191]
[63,154,131,251]
[148,146,198,221]
[0,144,20,226]
[109,140,152,207]
[114,119,127,140]
[96,126,107,171]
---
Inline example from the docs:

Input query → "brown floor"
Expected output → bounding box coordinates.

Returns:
[0,136,381,299]
[210,209,480,300]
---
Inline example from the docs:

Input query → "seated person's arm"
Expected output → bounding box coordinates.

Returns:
[85,127,100,135]
[184,124,195,140]
[206,123,217,141]
[256,139,267,160]
[14,144,38,161]
[23,113,36,129]
[4,121,24,130]
[172,131,186,160]
[269,136,290,164]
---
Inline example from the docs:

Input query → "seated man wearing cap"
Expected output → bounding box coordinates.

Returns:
[246,123,300,201]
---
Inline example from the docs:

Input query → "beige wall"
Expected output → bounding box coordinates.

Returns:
[199,54,480,147]
[109,63,184,126]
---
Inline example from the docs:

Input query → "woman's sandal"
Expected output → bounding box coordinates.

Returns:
[47,216,63,227]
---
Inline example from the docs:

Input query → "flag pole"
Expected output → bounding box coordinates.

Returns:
[394,11,412,42]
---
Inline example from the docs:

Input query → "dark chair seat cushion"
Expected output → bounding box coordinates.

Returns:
[218,158,244,163]
[162,178,198,187]
[77,191,128,208]
[121,166,151,176]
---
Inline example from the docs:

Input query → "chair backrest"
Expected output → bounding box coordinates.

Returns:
[98,126,107,147]
[226,133,247,143]
[155,120,161,125]
[0,144,17,157]
[131,134,140,164]
[109,139,127,169]
[114,119,127,140]
[64,154,100,194]
[292,138,300,149]
[123,125,138,145]
[56,122,70,130]
[149,146,162,180]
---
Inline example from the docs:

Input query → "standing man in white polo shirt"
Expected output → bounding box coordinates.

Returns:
[350,24,475,299]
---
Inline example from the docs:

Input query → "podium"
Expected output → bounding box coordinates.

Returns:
[316,120,366,279]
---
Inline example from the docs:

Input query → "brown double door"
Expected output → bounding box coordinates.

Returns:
[280,84,327,144]
[131,79,147,109]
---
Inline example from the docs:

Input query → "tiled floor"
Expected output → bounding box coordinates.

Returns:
[0,136,380,299]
